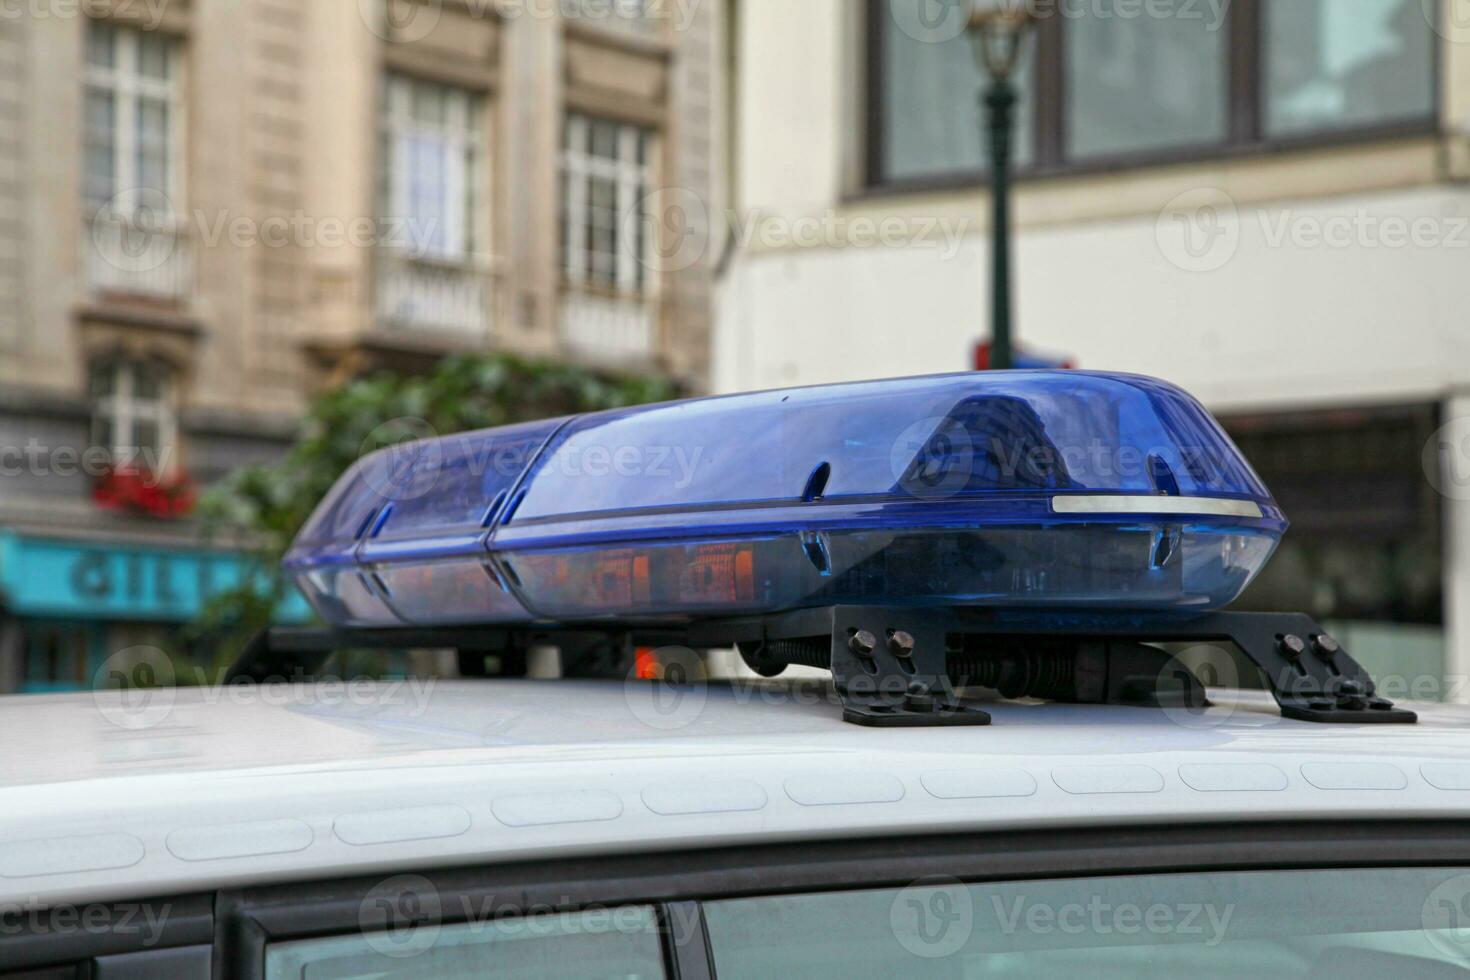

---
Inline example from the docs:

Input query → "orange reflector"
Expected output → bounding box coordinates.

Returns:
[635,647,660,680]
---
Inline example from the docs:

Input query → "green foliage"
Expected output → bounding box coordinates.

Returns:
[188,353,680,668]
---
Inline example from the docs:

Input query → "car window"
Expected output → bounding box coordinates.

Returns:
[703,868,1470,979]
[264,906,666,980]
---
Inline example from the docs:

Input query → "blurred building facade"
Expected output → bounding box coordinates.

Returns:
[716,0,1470,692]
[0,0,722,692]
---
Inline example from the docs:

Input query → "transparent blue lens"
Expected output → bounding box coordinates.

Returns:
[285,372,1287,627]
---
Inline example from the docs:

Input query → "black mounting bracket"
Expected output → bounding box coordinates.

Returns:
[228,608,1416,728]
[729,605,994,728]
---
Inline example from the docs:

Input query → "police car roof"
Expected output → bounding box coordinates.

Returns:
[4,681,1470,909]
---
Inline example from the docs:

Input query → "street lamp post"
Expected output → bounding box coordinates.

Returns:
[968,2,1037,371]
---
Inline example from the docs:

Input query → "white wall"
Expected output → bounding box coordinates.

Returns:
[717,184,1470,412]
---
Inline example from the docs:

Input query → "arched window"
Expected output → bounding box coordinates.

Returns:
[89,358,177,475]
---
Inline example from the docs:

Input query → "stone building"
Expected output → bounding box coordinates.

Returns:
[0,0,724,691]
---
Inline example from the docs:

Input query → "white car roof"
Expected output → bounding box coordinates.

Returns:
[5,679,1470,909]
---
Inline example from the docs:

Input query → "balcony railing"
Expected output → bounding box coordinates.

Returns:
[559,289,657,363]
[376,250,495,339]
[84,211,192,301]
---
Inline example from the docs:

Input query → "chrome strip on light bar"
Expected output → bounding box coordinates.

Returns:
[1052,496,1265,519]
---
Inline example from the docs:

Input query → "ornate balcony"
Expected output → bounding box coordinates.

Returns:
[83,210,192,302]
[558,289,657,364]
[375,250,495,340]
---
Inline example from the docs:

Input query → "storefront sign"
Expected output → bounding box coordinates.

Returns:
[0,532,308,622]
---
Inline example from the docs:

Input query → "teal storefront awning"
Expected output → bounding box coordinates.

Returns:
[0,531,311,623]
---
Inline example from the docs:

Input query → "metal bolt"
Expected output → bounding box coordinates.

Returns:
[1313,634,1341,661]
[904,680,936,713]
[1335,679,1367,711]
[849,630,878,659]
[1278,635,1307,661]
[888,631,916,659]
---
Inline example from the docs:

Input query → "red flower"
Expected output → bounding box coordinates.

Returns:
[93,465,198,520]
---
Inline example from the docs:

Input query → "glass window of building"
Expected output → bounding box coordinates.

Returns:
[560,113,652,294]
[1065,1,1228,159]
[867,0,1437,186]
[380,75,484,261]
[90,358,177,474]
[84,21,180,216]
[877,0,1034,183]
[1265,0,1436,137]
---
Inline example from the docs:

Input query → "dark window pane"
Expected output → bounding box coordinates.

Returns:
[591,119,620,159]
[880,1,1034,182]
[132,361,165,400]
[1265,0,1435,137]
[137,31,171,80]
[89,361,117,397]
[1066,3,1228,159]
[86,22,115,69]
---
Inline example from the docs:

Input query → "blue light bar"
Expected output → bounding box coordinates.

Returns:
[284,372,1287,627]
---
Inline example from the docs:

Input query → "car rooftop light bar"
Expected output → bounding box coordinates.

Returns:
[284,372,1288,630]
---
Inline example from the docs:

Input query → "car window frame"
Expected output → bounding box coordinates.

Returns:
[0,893,212,977]
[211,819,1470,979]
[9,820,1470,978]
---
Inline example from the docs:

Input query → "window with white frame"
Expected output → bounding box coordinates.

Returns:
[380,75,484,262]
[90,359,177,474]
[84,21,180,217]
[560,113,652,295]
